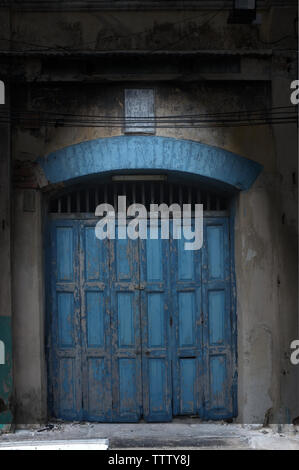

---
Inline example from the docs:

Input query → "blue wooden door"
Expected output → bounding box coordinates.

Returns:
[110,227,142,422]
[170,218,235,420]
[140,227,172,422]
[48,220,142,422]
[79,221,112,421]
[47,216,236,422]
[201,218,235,420]
[47,220,83,421]
[170,227,203,417]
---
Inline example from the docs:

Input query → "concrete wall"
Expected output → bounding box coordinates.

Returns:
[12,190,47,424]
[5,4,298,53]
[235,175,298,423]
[12,81,275,165]
[2,2,298,424]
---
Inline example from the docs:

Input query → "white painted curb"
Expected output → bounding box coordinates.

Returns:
[0,439,109,450]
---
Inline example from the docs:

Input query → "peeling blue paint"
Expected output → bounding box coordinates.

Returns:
[38,136,262,191]
[48,218,236,422]
[0,317,13,425]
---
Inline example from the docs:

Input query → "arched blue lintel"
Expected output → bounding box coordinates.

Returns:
[37,136,263,191]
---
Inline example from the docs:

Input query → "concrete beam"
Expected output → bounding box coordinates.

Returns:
[37,136,263,191]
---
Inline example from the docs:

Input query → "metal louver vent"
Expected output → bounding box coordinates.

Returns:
[49,180,230,214]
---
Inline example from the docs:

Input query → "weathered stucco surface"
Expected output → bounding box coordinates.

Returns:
[235,179,298,423]
[12,191,47,424]
[12,82,276,170]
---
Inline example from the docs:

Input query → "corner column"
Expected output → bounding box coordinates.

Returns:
[0,76,13,430]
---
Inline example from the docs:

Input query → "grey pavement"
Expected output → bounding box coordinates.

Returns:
[0,419,299,450]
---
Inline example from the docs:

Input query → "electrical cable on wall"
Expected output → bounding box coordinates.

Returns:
[0,106,296,128]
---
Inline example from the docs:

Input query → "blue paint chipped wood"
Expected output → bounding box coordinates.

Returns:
[47,216,237,422]
[140,228,172,422]
[171,221,203,417]
[38,136,262,191]
[202,218,234,419]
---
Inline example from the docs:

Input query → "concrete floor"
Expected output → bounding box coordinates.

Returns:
[0,420,299,450]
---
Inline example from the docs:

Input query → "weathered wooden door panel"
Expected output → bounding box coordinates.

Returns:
[110,229,142,422]
[170,232,204,417]
[140,232,172,422]
[49,220,83,421]
[79,222,112,422]
[202,218,234,420]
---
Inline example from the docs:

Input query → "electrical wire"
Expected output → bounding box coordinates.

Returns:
[0,105,295,120]
[0,109,296,128]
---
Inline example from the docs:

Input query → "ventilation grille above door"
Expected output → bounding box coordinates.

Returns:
[49,180,230,214]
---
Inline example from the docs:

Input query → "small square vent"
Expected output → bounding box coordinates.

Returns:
[228,0,256,24]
